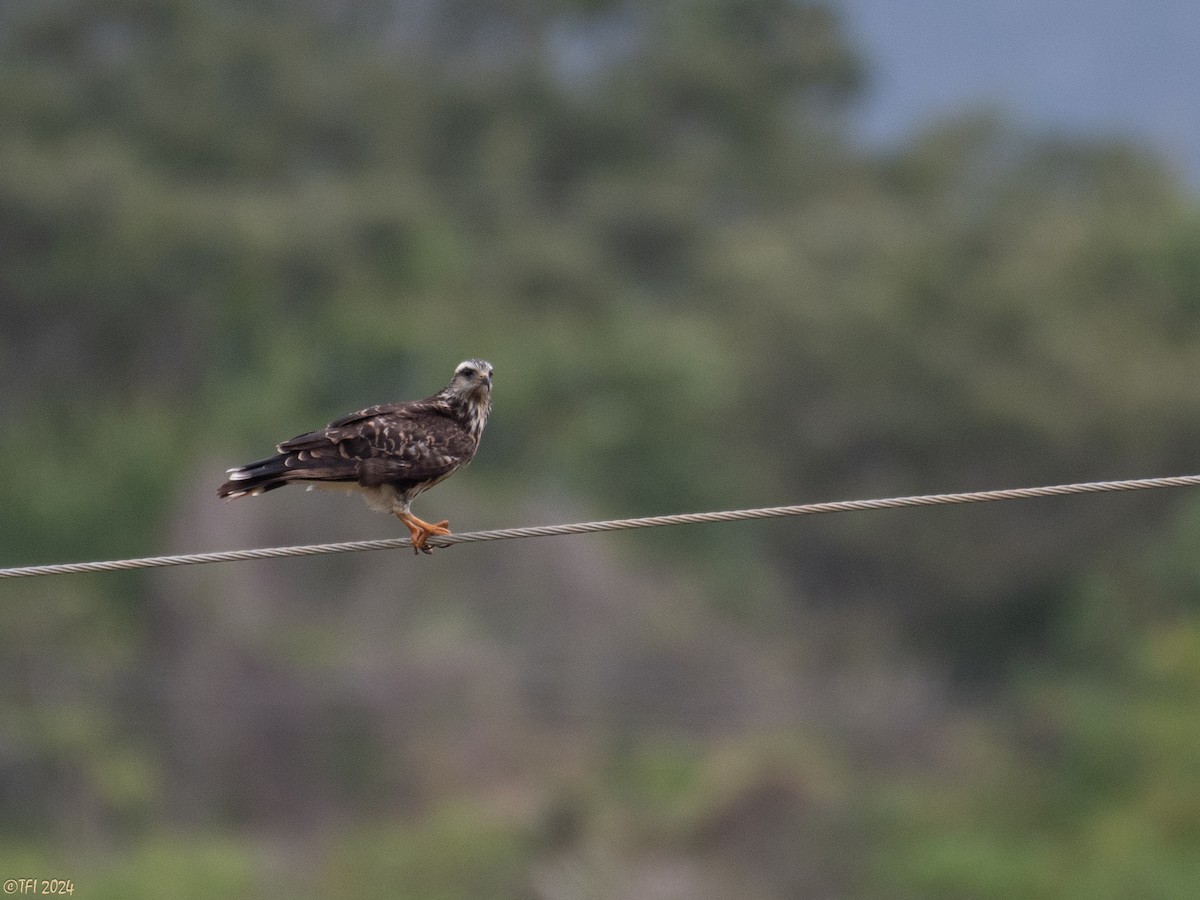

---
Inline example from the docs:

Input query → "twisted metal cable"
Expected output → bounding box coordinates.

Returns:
[4,473,1200,579]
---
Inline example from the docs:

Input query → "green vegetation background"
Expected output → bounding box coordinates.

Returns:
[4,1,1200,896]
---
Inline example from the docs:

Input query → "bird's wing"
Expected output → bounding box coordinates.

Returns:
[325,403,407,430]
[277,402,405,453]
[276,400,474,485]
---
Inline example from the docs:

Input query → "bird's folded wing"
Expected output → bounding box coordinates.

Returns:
[276,407,471,484]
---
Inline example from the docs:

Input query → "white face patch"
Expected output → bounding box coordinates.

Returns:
[454,359,494,383]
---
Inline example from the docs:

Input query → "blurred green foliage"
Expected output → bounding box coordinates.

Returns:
[4,0,1200,896]
[878,614,1200,899]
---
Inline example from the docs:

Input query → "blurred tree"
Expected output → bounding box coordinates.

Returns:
[878,613,1200,900]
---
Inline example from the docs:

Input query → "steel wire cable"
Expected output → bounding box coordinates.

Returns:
[4,474,1200,579]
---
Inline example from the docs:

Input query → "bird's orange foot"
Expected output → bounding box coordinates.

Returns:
[397,512,452,555]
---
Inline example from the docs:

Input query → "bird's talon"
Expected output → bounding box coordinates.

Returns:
[397,512,454,557]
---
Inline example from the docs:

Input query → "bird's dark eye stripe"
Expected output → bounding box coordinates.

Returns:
[459,366,476,378]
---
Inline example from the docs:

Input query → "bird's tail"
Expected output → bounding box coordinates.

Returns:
[218,454,293,499]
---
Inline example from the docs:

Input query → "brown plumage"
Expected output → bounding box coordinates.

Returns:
[219,360,493,553]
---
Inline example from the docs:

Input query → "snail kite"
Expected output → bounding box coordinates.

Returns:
[218,359,493,553]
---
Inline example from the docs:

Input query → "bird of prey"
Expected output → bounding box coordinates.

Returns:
[218,359,493,553]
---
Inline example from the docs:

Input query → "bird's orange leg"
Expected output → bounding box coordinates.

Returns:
[396,511,452,555]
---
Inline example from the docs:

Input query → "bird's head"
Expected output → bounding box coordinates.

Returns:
[448,359,493,398]
[442,360,494,437]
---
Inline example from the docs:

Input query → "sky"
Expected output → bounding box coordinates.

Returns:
[839,0,1200,184]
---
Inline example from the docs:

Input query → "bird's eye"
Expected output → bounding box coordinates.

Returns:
[459,367,476,378]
